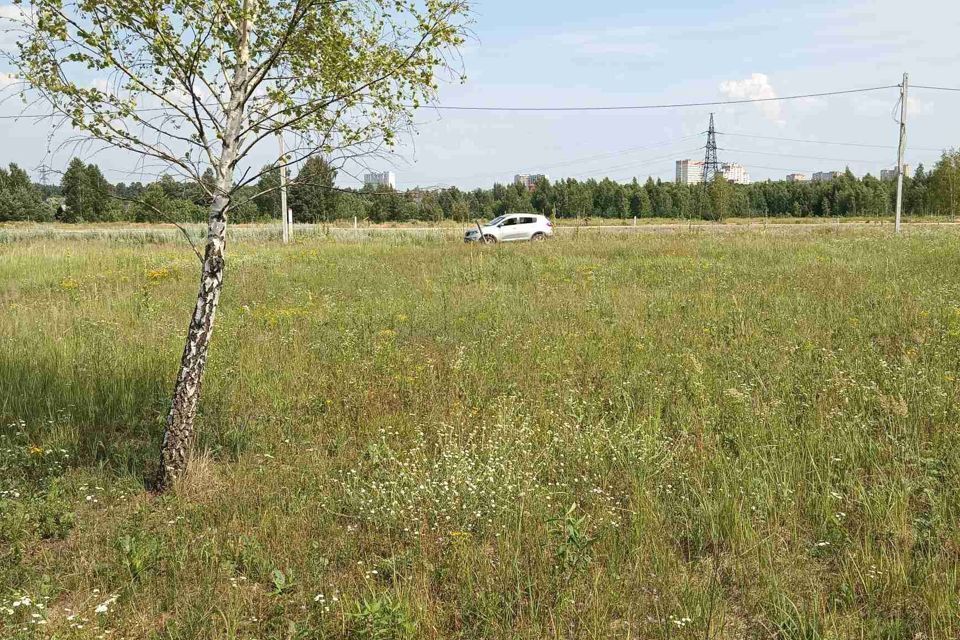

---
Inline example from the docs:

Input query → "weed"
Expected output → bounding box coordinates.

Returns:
[270,568,296,596]
[349,592,417,640]
[550,503,595,576]
[116,533,160,581]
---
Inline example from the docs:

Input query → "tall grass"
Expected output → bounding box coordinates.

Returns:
[0,224,462,245]
[1,229,959,639]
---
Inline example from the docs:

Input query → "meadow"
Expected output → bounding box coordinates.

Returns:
[1,228,959,639]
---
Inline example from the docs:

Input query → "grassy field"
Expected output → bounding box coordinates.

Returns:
[1,215,958,245]
[2,229,960,639]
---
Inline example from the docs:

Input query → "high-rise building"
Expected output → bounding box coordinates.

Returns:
[364,171,396,189]
[786,173,808,183]
[881,165,911,181]
[677,159,749,185]
[721,163,751,185]
[514,174,548,191]
[812,171,841,183]
[675,159,704,185]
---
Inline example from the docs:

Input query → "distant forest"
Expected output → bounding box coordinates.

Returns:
[2,150,958,223]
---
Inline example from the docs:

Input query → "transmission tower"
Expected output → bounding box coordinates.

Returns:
[701,113,720,183]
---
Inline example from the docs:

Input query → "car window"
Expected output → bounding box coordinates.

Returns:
[501,217,517,226]
[487,216,506,226]
[519,217,535,224]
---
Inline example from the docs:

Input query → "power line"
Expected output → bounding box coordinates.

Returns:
[0,106,174,120]
[737,163,897,179]
[912,85,960,93]
[516,135,702,172]
[402,134,703,186]
[0,112,69,120]
[716,131,944,153]
[409,85,898,112]
[737,163,845,175]
[575,148,704,179]
[719,147,889,165]
[1,85,900,120]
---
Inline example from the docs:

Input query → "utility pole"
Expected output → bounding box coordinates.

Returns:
[895,72,908,234]
[701,113,720,184]
[279,132,290,243]
[700,113,721,219]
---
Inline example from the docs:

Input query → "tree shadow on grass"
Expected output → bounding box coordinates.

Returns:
[1,348,168,483]
[0,349,236,488]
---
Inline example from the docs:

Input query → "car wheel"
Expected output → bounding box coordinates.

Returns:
[531,232,546,242]
[483,234,498,244]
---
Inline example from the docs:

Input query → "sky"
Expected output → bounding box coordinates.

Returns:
[1,0,959,189]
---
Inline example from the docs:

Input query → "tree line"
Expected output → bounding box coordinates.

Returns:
[2,150,959,223]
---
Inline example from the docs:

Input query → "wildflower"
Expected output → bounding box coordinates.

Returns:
[723,387,748,402]
[146,267,172,282]
[669,615,693,628]
[94,594,118,615]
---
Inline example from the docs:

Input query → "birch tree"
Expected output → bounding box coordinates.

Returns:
[6,0,469,490]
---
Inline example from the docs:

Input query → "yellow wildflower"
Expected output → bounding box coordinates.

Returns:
[146,267,172,282]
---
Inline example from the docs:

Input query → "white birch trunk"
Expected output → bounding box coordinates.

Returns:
[157,3,252,491]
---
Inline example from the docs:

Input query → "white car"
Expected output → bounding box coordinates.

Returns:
[464,214,554,243]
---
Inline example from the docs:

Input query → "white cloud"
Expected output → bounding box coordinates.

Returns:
[0,72,16,89]
[719,73,785,126]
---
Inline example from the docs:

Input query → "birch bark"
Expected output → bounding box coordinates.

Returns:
[156,1,253,490]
